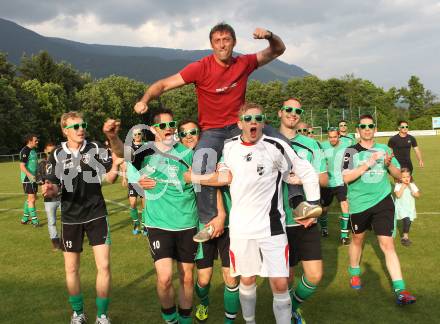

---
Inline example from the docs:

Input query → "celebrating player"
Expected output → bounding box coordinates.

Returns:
[42,112,124,324]
[342,114,416,305]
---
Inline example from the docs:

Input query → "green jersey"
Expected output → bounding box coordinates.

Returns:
[342,143,400,214]
[19,146,38,183]
[321,140,351,188]
[284,133,325,226]
[340,135,356,146]
[140,143,197,230]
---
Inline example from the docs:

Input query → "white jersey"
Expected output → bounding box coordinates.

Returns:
[220,135,319,239]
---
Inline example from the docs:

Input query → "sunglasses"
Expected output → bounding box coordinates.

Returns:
[308,131,314,135]
[339,124,347,127]
[133,132,142,136]
[240,114,266,123]
[152,121,177,129]
[179,128,199,138]
[297,128,308,133]
[399,125,409,129]
[64,122,88,130]
[280,106,304,115]
[358,123,375,129]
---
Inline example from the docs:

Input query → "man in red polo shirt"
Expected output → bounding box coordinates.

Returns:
[134,22,286,242]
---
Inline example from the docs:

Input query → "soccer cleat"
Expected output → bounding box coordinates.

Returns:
[132,223,140,235]
[142,226,148,236]
[292,308,306,324]
[340,237,351,245]
[396,290,416,305]
[95,314,111,324]
[293,202,322,220]
[71,312,87,324]
[31,217,40,227]
[401,238,412,247]
[350,276,362,290]
[195,304,209,322]
[321,228,328,237]
[193,225,214,243]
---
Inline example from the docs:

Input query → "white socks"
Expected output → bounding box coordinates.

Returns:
[239,282,257,323]
[273,291,292,324]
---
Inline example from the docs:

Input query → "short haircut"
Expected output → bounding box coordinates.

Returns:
[338,120,347,125]
[358,114,374,124]
[151,107,174,124]
[45,142,55,149]
[60,111,83,132]
[209,22,236,42]
[179,119,200,132]
[283,97,302,106]
[238,102,264,117]
[397,120,408,126]
[24,133,38,144]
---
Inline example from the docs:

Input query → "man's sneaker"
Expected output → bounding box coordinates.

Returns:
[142,226,149,236]
[294,202,322,220]
[193,225,214,243]
[396,290,416,305]
[292,308,306,324]
[340,237,350,245]
[95,314,111,324]
[71,312,87,324]
[21,216,30,224]
[401,238,412,247]
[195,304,209,322]
[321,228,328,237]
[350,276,362,289]
[132,223,140,235]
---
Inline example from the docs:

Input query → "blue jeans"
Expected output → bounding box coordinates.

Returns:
[193,123,294,224]
[44,201,60,239]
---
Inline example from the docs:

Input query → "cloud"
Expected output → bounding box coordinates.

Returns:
[1,0,439,93]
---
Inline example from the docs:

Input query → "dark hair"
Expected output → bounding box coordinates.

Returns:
[397,120,408,126]
[358,114,374,124]
[151,107,174,124]
[179,119,200,132]
[400,168,413,182]
[24,133,38,144]
[338,119,347,125]
[209,22,236,42]
[45,142,55,149]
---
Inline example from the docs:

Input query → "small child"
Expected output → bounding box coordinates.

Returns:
[394,168,420,246]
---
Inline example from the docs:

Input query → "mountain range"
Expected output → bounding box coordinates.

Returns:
[0,18,309,83]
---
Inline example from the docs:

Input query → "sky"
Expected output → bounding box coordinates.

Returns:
[1,0,439,94]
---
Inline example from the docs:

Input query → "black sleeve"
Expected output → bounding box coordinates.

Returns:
[46,150,61,185]
[36,160,46,184]
[387,136,394,149]
[410,135,418,147]
[19,147,29,163]
[95,142,113,173]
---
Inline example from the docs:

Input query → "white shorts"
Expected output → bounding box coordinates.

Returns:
[229,234,289,278]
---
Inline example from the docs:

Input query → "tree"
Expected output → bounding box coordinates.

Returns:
[400,75,425,119]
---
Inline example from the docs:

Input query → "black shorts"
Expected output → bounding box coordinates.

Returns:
[128,183,144,198]
[196,228,230,269]
[349,195,395,236]
[61,216,111,253]
[286,224,322,267]
[147,227,198,263]
[320,185,347,207]
[23,182,38,194]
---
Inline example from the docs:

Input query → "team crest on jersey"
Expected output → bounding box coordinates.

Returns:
[81,153,91,164]
[244,153,253,161]
[257,163,265,176]
[62,159,74,170]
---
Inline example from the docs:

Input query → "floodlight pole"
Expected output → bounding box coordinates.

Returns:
[326,108,329,129]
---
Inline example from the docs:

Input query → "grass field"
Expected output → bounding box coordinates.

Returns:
[0,136,439,323]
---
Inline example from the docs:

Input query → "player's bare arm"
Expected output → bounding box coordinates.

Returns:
[414,147,424,167]
[19,163,35,181]
[185,169,232,186]
[254,28,286,67]
[134,73,187,114]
